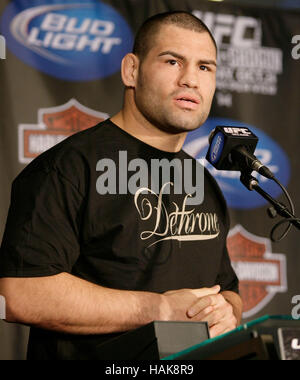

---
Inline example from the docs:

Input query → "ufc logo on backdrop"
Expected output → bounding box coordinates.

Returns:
[0,295,6,319]
[192,11,262,48]
[292,295,300,320]
[0,35,6,59]
[291,35,300,60]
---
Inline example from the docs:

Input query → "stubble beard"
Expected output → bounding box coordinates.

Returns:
[134,71,209,135]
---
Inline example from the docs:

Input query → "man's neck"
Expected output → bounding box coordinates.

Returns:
[110,108,187,154]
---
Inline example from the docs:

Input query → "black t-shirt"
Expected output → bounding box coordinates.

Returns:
[0,119,238,359]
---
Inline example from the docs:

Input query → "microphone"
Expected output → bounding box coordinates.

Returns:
[206,126,275,180]
[206,126,300,242]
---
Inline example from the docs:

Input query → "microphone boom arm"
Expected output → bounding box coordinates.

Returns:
[240,171,300,238]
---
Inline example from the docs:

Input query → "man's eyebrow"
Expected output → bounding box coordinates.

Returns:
[158,51,217,67]
[158,51,185,60]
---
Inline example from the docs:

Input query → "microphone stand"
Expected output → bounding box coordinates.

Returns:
[240,171,300,231]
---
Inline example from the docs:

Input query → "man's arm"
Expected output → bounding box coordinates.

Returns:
[0,273,220,335]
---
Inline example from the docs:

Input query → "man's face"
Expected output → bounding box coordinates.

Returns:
[134,25,217,134]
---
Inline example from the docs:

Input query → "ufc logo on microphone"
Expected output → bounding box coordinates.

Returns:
[292,36,300,60]
[223,127,251,136]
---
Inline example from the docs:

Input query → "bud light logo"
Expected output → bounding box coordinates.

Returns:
[184,118,291,210]
[1,0,134,81]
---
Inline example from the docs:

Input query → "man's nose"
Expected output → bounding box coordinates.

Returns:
[178,65,199,88]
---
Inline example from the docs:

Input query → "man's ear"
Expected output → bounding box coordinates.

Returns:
[121,53,140,88]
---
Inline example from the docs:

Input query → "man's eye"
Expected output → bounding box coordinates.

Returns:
[200,65,209,71]
[168,60,178,66]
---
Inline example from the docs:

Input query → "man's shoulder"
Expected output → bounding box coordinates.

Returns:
[47,118,116,156]
[14,119,116,184]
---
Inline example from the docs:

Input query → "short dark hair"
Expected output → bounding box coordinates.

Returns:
[133,11,217,61]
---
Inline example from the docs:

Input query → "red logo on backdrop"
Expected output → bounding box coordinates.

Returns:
[227,225,287,319]
[18,99,109,164]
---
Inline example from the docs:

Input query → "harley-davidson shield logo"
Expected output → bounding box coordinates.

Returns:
[227,225,287,319]
[18,99,109,164]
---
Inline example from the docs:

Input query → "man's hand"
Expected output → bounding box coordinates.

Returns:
[187,291,239,338]
[161,285,221,322]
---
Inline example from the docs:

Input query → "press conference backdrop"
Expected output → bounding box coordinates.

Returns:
[0,0,299,360]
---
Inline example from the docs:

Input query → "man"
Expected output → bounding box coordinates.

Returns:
[0,11,242,360]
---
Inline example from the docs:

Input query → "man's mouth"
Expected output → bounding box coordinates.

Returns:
[174,95,200,109]
[176,95,200,104]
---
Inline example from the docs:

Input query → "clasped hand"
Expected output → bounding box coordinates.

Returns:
[163,285,238,338]
[187,285,237,338]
